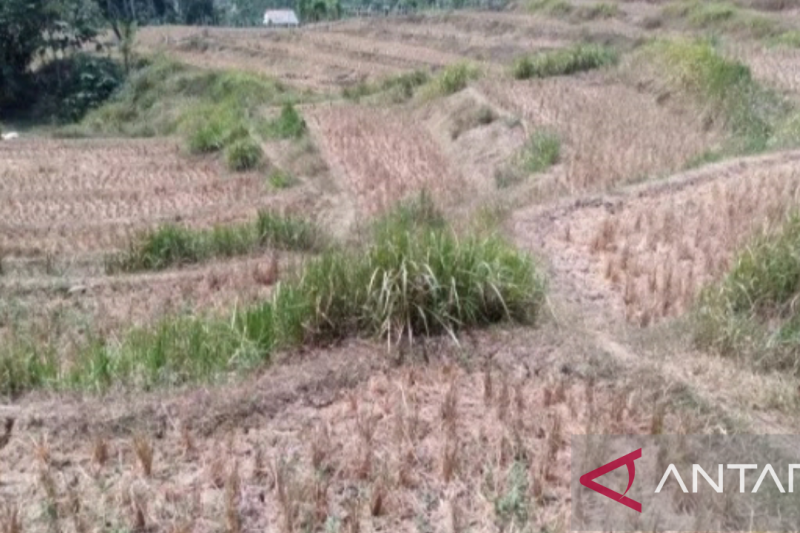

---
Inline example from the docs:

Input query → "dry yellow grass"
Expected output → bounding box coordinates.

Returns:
[0,354,678,533]
[480,75,721,192]
[519,151,800,326]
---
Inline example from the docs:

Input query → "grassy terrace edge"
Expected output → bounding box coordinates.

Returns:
[0,197,546,396]
[105,211,323,273]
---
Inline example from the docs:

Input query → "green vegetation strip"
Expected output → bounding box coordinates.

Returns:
[662,1,783,39]
[67,58,311,171]
[421,63,481,99]
[106,211,323,273]
[695,214,800,374]
[641,39,800,155]
[527,0,619,21]
[1,196,545,395]
[512,44,617,80]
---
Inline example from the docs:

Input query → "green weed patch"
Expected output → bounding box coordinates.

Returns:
[106,211,323,273]
[512,44,617,79]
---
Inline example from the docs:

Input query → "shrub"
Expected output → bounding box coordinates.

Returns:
[30,54,124,123]
[512,44,618,80]
[695,214,800,373]
[225,136,263,171]
[519,131,561,173]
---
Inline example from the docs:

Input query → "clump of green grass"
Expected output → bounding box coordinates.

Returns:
[512,44,617,80]
[774,30,800,48]
[225,137,263,171]
[641,39,792,153]
[0,337,59,398]
[695,213,800,373]
[106,211,322,273]
[8,195,545,394]
[422,63,480,98]
[256,211,321,251]
[263,103,307,139]
[295,205,544,343]
[519,130,561,173]
[268,169,299,189]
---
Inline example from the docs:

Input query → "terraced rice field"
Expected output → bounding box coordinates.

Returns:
[5,1,800,531]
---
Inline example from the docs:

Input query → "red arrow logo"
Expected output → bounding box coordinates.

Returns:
[579,448,642,513]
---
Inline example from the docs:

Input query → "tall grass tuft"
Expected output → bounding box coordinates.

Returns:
[512,44,617,80]
[263,103,307,139]
[519,131,561,173]
[695,213,800,373]
[256,211,322,251]
[422,63,480,98]
[225,137,264,171]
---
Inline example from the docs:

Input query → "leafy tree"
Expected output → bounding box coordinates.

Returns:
[1,0,100,108]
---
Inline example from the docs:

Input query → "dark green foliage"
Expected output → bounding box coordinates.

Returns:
[32,54,124,122]
[1,0,101,111]
[512,44,618,80]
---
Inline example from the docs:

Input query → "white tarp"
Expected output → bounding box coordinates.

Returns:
[263,10,299,26]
